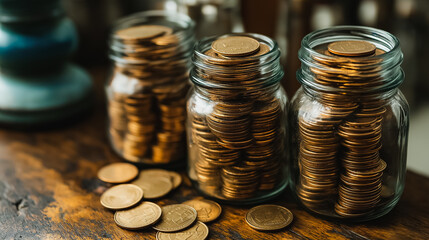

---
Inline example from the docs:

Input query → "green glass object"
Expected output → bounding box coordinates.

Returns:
[0,0,92,126]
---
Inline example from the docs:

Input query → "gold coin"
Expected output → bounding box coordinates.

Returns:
[138,169,182,189]
[156,221,209,240]
[153,204,198,232]
[114,201,162,229]
[100,184,143,210]
[328,40,376,57]
[132,175,173,199]
[115,25,173,41]
[211,36,260,57]
[97,162,139,184]
[245,204,293,231]
[183,198,222,223]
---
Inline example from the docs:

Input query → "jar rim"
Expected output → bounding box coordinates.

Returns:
[193,33,280,65]
[111,10,195,34]
[190,33,283,92]
[300,25,401,62]
[297,25,404,95]
[109,10,195,65]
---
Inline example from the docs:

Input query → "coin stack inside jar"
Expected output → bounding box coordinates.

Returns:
[188,34,287,201]
[107,12,194,165]
[296,40,389,217]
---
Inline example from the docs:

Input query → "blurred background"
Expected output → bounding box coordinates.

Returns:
[62,0,429,176]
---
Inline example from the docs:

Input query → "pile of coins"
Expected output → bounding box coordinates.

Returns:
[296,40,388,217]
[97,163,294,236]
[107,21,193,164]
[189,35,286,200]
[97,162,226,239]
[98,163,182,201]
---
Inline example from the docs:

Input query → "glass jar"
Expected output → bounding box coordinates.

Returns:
[106,11,195,166]
[290,26,409,221]
[187,33,288,204]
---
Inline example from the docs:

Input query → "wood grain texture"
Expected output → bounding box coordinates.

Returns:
[1,67,428,240]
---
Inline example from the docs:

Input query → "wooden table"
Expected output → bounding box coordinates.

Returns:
[1,68,428,240]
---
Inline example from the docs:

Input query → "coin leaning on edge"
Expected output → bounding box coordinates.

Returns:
[100,184,143,210]
[114,201,162,229]
[183,198,222,223]
[97,162,139,184]
[245,204,293,231]
[156,221,209,240]
[152,204,198,232]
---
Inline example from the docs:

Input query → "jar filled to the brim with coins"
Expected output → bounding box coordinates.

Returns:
[187,33,289,204]
[290,26,409,221]
[106,11,195,166]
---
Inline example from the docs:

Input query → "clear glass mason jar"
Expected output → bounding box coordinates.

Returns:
[187,33,289,204]
[290,26,409,221]
[106,11,195,166]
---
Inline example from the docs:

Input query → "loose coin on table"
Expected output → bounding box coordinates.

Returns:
[100,184,143,210]
[246,205,293,231]
[138,169,182,189]
[132,174,173,199]
[114,201,162,230]
[97,162,139,184]
[153,204,198,232]
[156,221,209,240]
[211,36,260,57]
[183,198,222,223]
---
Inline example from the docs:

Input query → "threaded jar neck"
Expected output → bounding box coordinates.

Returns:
[297,26,404,102]
[190,33,284,101]
[108,10,195,69]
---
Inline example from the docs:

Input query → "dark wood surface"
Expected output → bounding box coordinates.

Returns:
[1,67,429,240]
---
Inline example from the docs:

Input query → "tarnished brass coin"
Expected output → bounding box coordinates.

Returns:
[138,169,182,189]
[153,204,198,232]
[97,162,139,184]
[245,205,293,231]
[156,221,209,240]
[100,184,143,210]
[114,201,162,229]
[212,36,260,57]
[183,198,222,222]
[132,175,173,199]
[328,40,376,57]
[115,25,173,41]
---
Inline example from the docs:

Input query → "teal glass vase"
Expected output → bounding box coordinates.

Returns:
[0,0,92,126]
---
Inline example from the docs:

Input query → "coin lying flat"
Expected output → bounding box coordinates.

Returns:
[183,198,222,223]
[212,36,260,57]
[132,175,173,199]
[115,25,173,41]
[156,221,209,240]
[98,162,139,184]
[153,204,198,232]
[328,40,376,57]
[245,205,293,231]
[138,169,182,189]
[114,201,162,229]
[100,184,143,210]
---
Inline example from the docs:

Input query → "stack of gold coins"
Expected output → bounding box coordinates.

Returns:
[295,40,389,216]
[188,34,288,201]
[107,12,194,165]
